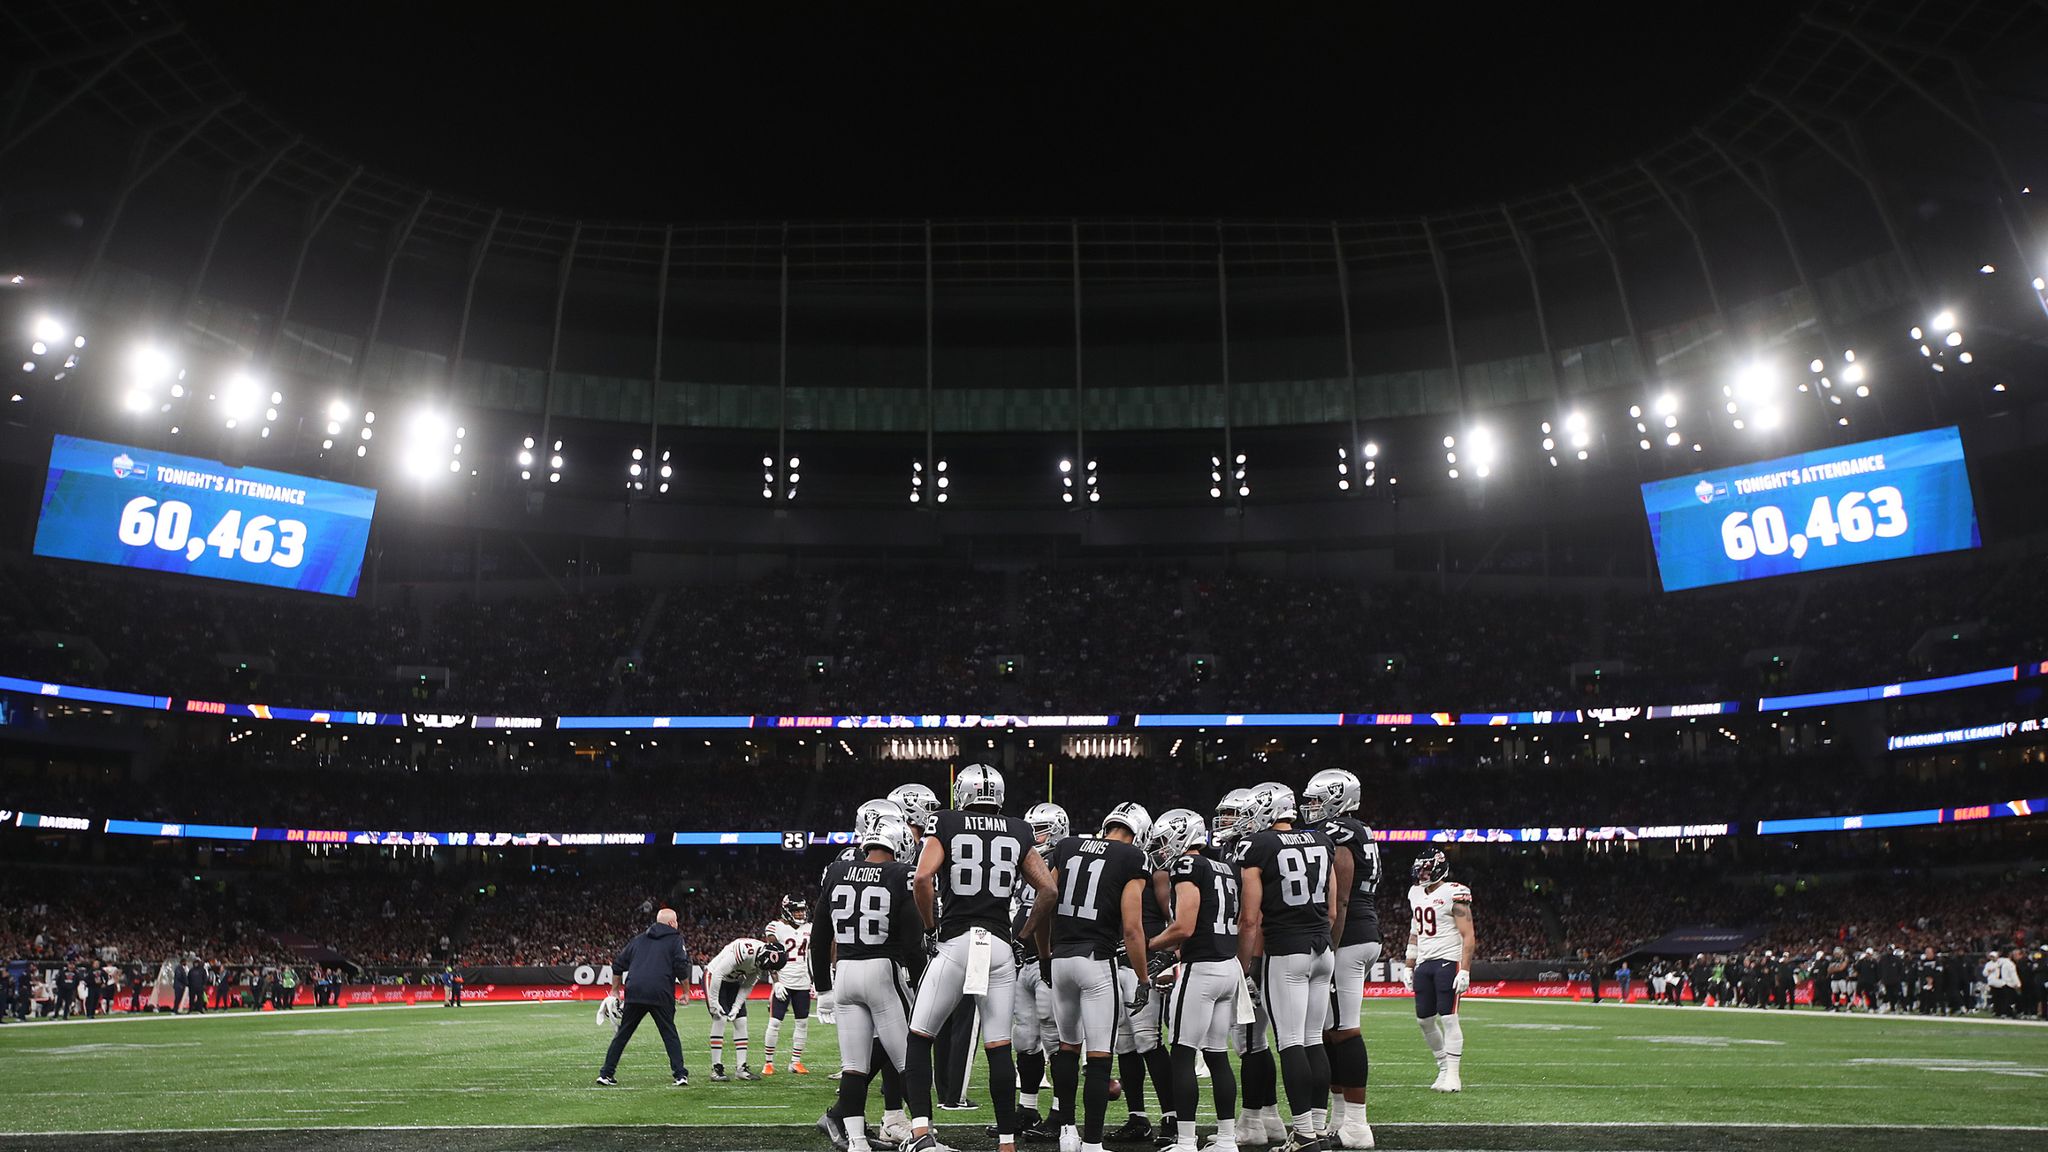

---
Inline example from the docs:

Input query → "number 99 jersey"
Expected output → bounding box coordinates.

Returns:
[930,809,1035,941]
[1237,826,1336,956]
[1406,881,1471,965]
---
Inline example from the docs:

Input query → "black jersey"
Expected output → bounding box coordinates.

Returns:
[1141,865,1169,940]
[1321,815,1382,946]
[815,856,921,964]
[1167,852,1241,964]
[1237,825,1335,955]
[1012,884,1043,963]
[929,809,1034,940]
[1047,836,1152,960]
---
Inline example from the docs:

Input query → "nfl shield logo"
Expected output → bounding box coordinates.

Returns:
[111,453,140,479]
[1694,479,1716,505]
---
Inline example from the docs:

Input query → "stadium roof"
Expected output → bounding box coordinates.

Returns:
[5,0,2042,284]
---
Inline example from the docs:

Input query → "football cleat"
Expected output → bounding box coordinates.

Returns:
[1439,1071,1462,1093]
[791,1060,810,1075]
[1058,1124,1082,1152]
[819,1112,851,1152]
[672,1073,690,1087]
[1263,1112,1288,1144]
[763,1062,776,1076]
[1023,1116,1063,1143]
[1110,1115,1154,1141]
[737,1063,760,1081]
[1199,1140,1239,1152]
[1336,1123,1374,1149]
[594,1075,618,1086]
[710,1064,729,1082]
[878,1118,917,1146]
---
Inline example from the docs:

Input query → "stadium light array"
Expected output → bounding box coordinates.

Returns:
[23,314,85,381]
[763,454,774,500]
[1446,427,1495,479]
[628,446,643,493]
[1723,360,1784,433]
[1209,455,1222,499]
[1911,310,1967,377]
[1086,458,1098,503]
[909,458,923,504]
[789,455,801,500]
[1540,411,1591,467]
[934,458,947,504]
[550,441,564,484]
[658,449,672,495]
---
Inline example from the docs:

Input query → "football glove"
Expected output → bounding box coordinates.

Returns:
[1452,968,1470,995]
[1398,968,1414,992]
[772,982,789,1003]
[1126,978,1150,1014]
[1243,975,1263,1012]
[1147,950,1179,989]
[923,930,941,961]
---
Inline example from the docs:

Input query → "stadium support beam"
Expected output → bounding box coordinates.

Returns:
[925,219,935,498]
[0,23,183,163]
[538,220,583,462]
[1331,223,1360,477]
[1803,16,2042,260]
[649,222,671,500]
[448,208,502,384]
[77,98,238,301]
[261,165,362,371]
[1216,220,1238,510]
[1751,89,1931,305]
[1422,217,1466,412]
[1570,185,1651,386]
[777,221,789,503]
[1694,130,1842,364]
[178,135,298,331]
[1637,162,1728,332]
[1500,204,1560,400]
[351,187,430,396]
[1071,219,1085,489]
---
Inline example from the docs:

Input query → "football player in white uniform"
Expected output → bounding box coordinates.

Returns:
[1401,850,1474,1093]
[705,936,787,1082]
[764,895,815,1076]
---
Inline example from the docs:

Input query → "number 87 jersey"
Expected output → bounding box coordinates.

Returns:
[1238,826,1337,956]
[930,809,1036,941]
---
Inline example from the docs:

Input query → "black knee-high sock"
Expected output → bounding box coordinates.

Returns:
[1170,1047,1200,1134]
[1242,1048,1276,1110]
[1083,1056,1113,1144]
[877,1044,905,1109]
[1331,1034,1368,1093]
[904,1033,936,1125]
[1143,1045,1175,1120]
[830,1069,873,1121]
[1305,1043,1331,1114]
[1119,1052,1147,1118]
[1052,1049,1081,1125]
[988,1044,1017,1137]
[1278,1045,1315,1119]
[1018,1049,1046,1114]
[1203,1049,1238,1120]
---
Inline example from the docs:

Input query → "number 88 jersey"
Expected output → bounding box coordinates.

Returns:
[1238,826,1337,956]
[931,809,1035,941]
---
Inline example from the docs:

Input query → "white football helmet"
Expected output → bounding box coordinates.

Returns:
[1099,801,1153,846]
[1300,768,1361,823]
[1147,808,1208,870]
[1026,802,1070,857]
[888,783,941,830]
[862,813,914,859]
[1213,787,1255,850]
[953,764,1005,812]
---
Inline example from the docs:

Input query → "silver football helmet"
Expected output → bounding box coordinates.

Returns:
[1245,781,1298,833]
[1213,787,1256,850]
[1300,768,1361,823]
[953,763,1005,811]
[888,783,941,830]
[1147,808,1208,870]
[861,813,914,859]
[856,797,905,840]
[1099,801,1153,845]
[1026,802,1071,858]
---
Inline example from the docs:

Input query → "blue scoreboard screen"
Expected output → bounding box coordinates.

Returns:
[1641,426,1980,592]
[33,435,378,597]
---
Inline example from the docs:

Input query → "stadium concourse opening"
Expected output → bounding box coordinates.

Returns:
[7,1,2048,1151]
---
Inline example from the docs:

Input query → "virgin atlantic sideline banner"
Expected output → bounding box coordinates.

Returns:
[336,982,774,1006]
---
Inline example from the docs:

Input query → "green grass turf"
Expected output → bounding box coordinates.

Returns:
[0,997,2042,1151]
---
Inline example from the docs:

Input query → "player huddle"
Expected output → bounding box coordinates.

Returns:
[796,765,1478,1152]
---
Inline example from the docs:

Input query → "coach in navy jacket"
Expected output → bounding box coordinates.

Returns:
[597,908,692,1085]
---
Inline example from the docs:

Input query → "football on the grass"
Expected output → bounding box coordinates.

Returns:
[1107,1077,1121,1101]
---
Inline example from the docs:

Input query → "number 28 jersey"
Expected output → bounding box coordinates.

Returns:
[1237,826,1336,956]
[816,857,919,963]
[1406,881,1471,965]
[930,809,1035,941]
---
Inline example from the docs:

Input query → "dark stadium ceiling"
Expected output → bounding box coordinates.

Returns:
[1,0,2042,279]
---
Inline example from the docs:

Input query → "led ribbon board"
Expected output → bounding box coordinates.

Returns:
[34,435,378,596]
[1640,426,1979,592]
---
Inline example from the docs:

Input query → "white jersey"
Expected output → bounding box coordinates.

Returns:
[707,937,775,987]
[1406,881,1472,965]
[765,918,814,991]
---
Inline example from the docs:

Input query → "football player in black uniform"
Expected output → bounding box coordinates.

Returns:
[814,813,925,1152]
[1001,802,1068,1142]
[1215,788,1283,1148]
[1302,769,1380,1150]
[1147,808,1242,1152]
[1045,802,1154,1152]
[904,765,1059,1152]
[1236,781,1340,1152]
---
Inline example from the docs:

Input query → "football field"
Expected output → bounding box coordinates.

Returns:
[0,998,2041,1151]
